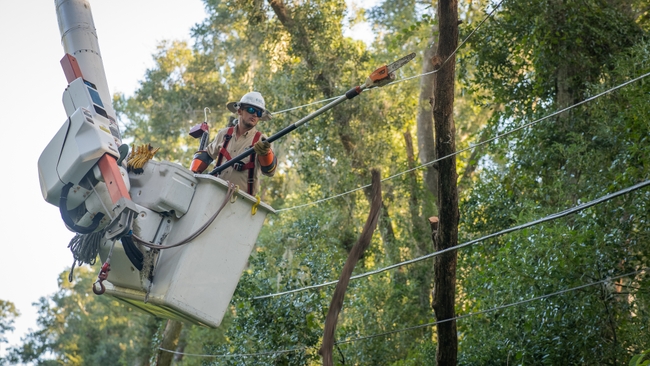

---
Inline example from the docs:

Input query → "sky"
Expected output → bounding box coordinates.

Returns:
[0,0,206,358]
[0,0,375,359]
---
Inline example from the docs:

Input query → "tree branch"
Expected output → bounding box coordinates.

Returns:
[320,170,382,366]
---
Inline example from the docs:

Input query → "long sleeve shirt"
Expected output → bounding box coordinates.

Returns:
[205,125,275,195]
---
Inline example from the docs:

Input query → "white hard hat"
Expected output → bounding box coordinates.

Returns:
[226,91,272,121]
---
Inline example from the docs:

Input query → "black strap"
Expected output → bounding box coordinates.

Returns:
[59,183,104,234]
[247,156,255,194]
[246,131,262,195]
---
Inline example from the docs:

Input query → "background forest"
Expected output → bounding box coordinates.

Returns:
[3,0,650,364]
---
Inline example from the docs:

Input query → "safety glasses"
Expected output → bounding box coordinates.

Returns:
[242,105,263,118]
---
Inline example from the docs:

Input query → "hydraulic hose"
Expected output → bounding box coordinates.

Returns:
[59,182,104,234]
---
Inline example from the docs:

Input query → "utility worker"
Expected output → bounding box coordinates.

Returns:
[191,91,277,196]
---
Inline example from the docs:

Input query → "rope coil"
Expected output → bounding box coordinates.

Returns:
[67,229,106,282]
[127,144,160,174]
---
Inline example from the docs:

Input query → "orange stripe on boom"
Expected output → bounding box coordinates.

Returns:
[60,54,84,83]
[97,154,131,204]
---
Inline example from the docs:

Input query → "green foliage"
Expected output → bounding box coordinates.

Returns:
[112,0,650,363]
[115,39,228,166]
[368,0,435,48]
[6,267,163,365]
[631,350,650,366]
[17,0,650,364]
[0,299,19,365]
[458,0,650,364]
[0,300,18,346]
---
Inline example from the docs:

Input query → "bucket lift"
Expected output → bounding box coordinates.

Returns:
[38,0,274,328]
[40,0,414,329]
[99,161,273,327]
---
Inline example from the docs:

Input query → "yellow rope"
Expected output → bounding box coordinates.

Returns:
[127,144,160,174]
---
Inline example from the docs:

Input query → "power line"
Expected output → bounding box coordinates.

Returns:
[274,96,342,115]
[255,179,650,299]
[158,268,646,358]
[275,70,650,213]
[272,0,505,116]
[158,345,310,359]
[335,268,647,345]
[380,0,505,87]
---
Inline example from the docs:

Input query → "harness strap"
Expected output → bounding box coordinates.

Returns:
[215,128,262,195]
[215,127,235,167]
[218,147,232,161]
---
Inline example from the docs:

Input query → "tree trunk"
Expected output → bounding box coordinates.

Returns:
[155,320,183,366]
[379,198,400,264]
[405,131,434,312]
[431,0,459,365]
[268,0,335,96]
[404,131,431,249]
[417,26,439,211]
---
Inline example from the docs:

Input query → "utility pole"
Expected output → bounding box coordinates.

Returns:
[431,0,459,364]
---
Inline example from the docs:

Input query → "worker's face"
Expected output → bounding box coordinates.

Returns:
[238,105,260,130]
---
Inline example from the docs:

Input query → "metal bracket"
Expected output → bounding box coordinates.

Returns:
[104,198,138,239]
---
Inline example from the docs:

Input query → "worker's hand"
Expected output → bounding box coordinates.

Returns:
[254,140,271,156]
